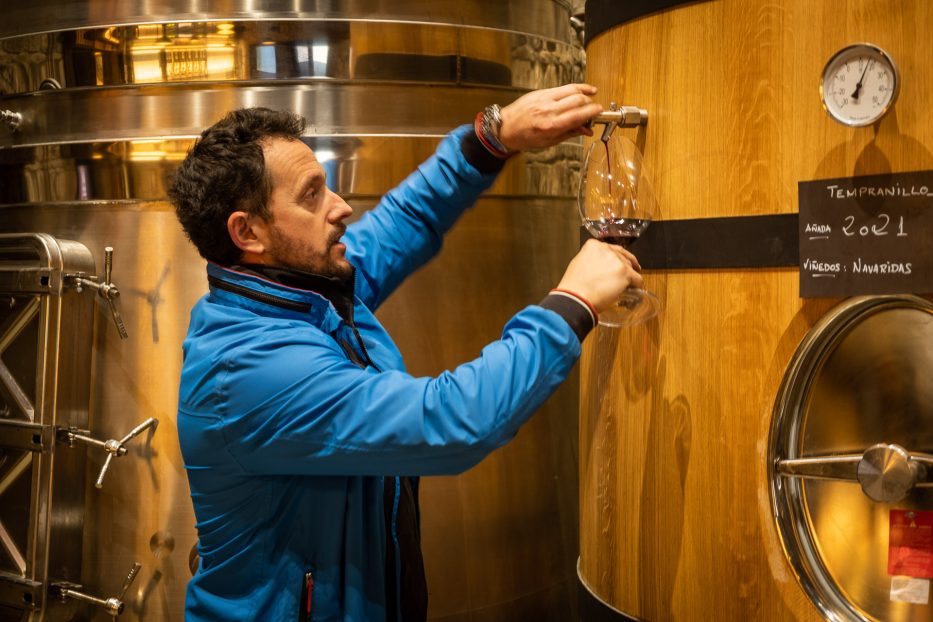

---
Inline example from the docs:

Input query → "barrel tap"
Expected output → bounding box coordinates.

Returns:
[65,246,129,339]
[587,102,648,142]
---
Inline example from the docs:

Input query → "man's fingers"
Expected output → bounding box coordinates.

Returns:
[612,246,644,288]
[617,246,642,272]
[547,83,598,100]
[552,92,595,113]
[571,126,595,138]
[557,126,593,142]
[555,103,604,131]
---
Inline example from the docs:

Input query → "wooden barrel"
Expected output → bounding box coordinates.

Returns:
[579,1,933,620]
[0,2,584,620]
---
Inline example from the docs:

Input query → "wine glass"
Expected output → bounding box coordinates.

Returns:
[578,134,660,328]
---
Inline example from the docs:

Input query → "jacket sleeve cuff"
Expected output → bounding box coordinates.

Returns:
[460,127,508,174]
[538,293,596,342]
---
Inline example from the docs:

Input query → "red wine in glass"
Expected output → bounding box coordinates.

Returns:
[578,135,659,327]
[583,217,649,249]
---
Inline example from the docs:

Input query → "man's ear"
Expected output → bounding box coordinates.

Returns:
[227,210,267,256]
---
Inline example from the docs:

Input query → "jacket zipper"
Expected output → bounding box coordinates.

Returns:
[391,477,403,621]
[213,271,394,620]
[208,274,312,313]
[299,571,313,622]
[350,325,380,370]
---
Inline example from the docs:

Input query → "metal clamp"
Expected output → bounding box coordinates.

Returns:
[587,102,648,143]
[65,246,128,339]
[58,418,158,488]
[51,562,141,618]
[569,11,585,45]
[776,442,933,503]
[1,110,23,132]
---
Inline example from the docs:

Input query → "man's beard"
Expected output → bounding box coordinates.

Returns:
[268,225,352,280]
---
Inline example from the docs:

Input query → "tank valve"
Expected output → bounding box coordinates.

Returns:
[51,562,141,618]
[65,246,129,339]
[1,109,23,132]
[586,102,648,142]
[59,418,159,488]
[777,442,933,503]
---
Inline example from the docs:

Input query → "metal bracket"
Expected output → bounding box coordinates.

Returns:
[0,267,53,294]
[0,572,42,611]
[1,110,23,132]
[0,420,53,453]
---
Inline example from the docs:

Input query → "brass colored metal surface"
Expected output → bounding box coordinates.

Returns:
[0,21,581,95]
[0,138,582,204]
[0,1,585,620]
[0,84,521,149]
[0,0,575,43]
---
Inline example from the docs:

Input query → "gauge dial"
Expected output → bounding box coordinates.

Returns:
[820,43,900,127]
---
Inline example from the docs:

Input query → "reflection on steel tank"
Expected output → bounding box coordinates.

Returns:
[0,1,584,620]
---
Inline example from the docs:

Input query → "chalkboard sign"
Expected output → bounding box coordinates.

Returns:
[798,170,933,298]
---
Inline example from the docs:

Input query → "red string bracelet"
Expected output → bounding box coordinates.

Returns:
[549,288,599,325]
[474,112,512,159]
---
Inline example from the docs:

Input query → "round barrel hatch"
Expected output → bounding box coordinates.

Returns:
[770,295,933,621]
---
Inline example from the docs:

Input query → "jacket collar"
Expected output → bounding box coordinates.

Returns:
[233,263,356,323]
[205,262,356,330]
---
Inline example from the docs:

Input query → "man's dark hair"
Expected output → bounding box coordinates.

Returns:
[168,107,306,265]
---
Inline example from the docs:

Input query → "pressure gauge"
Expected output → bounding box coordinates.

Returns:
[820,43,900,127]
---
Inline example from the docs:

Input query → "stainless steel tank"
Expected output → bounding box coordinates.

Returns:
[0,2,585,620]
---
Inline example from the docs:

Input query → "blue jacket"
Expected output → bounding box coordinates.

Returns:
[177,125,586,621]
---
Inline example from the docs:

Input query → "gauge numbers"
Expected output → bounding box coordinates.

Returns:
[820,43,899,127]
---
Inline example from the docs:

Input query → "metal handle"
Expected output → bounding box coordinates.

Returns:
[53,562,141,618]
[107,298,129,340]
[100,246,127,339]
[65,246,129,339]
[61,418,159,488]
[117,563,142,601]
[104,246,114,284]
[777,442,933,503]
[58,588,124,616]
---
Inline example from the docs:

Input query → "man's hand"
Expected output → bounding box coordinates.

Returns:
[498,84,603,152]
[555,239,643,313]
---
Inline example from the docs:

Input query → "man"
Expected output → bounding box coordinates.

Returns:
[169,83,642,621]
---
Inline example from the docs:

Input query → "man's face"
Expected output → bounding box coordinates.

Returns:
[257,137,354,279]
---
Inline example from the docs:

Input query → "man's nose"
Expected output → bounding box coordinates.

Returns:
[327,191,353,221]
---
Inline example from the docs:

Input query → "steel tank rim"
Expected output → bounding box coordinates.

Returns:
[768,294,933,622]
[0,0,576,42]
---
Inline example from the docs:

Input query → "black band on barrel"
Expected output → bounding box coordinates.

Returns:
[580,214,800,270]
